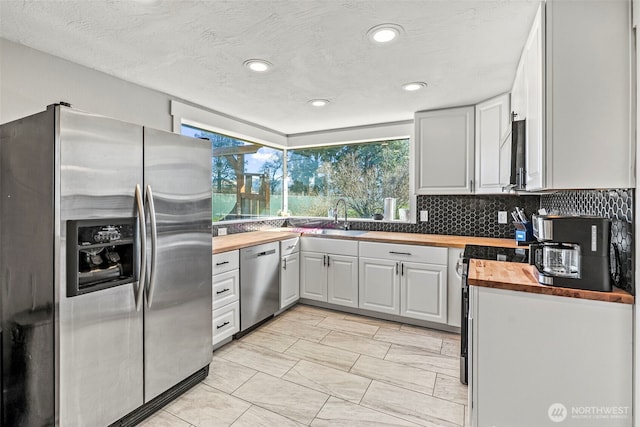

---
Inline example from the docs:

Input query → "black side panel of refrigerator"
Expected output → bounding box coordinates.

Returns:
[0,109,56,426]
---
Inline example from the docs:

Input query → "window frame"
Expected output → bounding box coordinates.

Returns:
[171,100,416,224]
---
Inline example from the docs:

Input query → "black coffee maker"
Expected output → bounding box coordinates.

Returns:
[529,215,612,292]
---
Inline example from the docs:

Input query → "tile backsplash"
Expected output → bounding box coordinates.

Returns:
[540,189,634,294]
[212,190,634,294]
[212,194,541,238]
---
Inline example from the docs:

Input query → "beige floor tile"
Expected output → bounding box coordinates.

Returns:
[351,355,436,395]
[278,309,326,326]
[232,372,329,425]
[164,384,250,427]
[203,356,257,394]
[238,329,298,353]
[320,330,391,359]
[139,410,191,427]
[311,396,421,427]
[291,303,345,318]
[400,324,461,341]
[374,328,443,353]
[262,318,331,342]
[284,360,371,403]
[361,381,465,427]
[317,317,380,337]
[217,343,299,377]
[385,344,459,378]
[340,313,402,330]
[230,405,305,427]
[440,339,460,357]
[284,339,359,371]
[433,373,468,406]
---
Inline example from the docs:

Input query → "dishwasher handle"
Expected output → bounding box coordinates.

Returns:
[256,249,276,257]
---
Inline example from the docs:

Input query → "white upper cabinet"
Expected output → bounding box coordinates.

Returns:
[414,106,475,194]
[475,93,511,194]
[513,1,634,191]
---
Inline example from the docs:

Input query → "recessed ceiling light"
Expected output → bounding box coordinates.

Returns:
[402,82,427,91]
[367,24,404,44]
[308,99,330,107]
[243,59,272,73]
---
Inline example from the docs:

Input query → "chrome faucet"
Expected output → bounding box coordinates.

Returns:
[333,198,349,230]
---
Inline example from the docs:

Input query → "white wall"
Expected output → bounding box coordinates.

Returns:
[1,38,411,149]
[0,38,173,130]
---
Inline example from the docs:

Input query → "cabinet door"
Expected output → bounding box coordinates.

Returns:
[446,248,463,327]
[327,254,358,308]
[400,262,447,324]
[475,93,510,194]
[300,251,327,302]
[358,257,400,315]
[415,106,475,194]
[280,253,300,309]
[511,60,526,120]
[524,5,545,191]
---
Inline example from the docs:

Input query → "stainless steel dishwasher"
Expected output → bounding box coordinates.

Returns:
[240,241,280,331]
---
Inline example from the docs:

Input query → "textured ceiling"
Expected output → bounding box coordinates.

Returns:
[0,0,540,134]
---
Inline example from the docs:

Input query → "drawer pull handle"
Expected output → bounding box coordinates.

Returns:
[216,288,230,295]
[216,321,230,329]
[286,245,295,250]
[389,251,412,256]
[215,261,230,266]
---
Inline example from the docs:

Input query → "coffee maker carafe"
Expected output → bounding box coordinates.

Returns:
[529,215,612,292]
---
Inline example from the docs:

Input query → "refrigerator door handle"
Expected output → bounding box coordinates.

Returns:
[135,184,147,311]
[145,184,159,308]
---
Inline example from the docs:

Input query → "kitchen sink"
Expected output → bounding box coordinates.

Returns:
[312,229,368,237]
[271,227,367,237]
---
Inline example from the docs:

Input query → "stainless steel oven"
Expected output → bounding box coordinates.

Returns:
[460,245,529,384]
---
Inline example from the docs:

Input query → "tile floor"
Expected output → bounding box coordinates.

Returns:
[140,304,469,427]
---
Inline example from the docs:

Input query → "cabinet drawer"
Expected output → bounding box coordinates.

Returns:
[213,269,239,310]
[213,250,239,275]
[301,237,358,256]
[212,301,239,346]
[280,237,300,256]
[359,241,447,264]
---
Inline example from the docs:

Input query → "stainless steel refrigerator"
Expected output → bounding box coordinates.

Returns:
[0,104,212,426]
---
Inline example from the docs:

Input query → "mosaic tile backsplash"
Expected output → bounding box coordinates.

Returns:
[540,189,634,294]
[213,190,634,294]
[212,194,541,238]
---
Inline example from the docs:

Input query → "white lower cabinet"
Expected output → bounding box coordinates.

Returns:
[469,285,632,427]
[300,251,327,301]
[400,261,447,323]
[300,238,359,308]
[212,301,239,345]
[446,247,463,327]
[212,250,240,347]
[280,237,300,309]
[326,254,358,308]
[359,242,448,324]
[359,257,400,315]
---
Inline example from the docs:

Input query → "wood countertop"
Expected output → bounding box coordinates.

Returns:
[468,259,634,304]
[212,229,517,254]
[212,230,300,254]
[351,231,518,249]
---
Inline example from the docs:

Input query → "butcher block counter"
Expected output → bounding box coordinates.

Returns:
[213,229,518,254]
[468,258,634,304]
[212,230,302,254]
